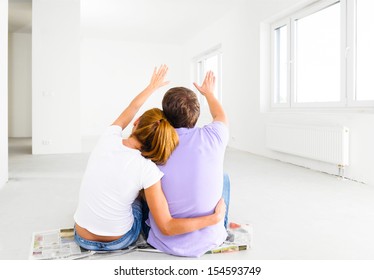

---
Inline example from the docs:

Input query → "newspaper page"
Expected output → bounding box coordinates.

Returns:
[136,222,253,255]
[30,228,94,260]
[206,223,253,254]
[30,227,138,260]
[30,223,252,259]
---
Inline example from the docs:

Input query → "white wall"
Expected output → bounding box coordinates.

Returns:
[80,36,186,151]
[13,0,373,185]
[0,0,8,189]
[183,0,374,185]
[32,0,81,154]
[8,32,32,138]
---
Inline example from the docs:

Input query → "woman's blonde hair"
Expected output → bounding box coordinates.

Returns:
[131,108,179,165]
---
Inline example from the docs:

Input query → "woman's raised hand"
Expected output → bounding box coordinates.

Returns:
[148,64,170,91]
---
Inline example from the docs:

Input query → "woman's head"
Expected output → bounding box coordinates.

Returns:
[131,108,178,165]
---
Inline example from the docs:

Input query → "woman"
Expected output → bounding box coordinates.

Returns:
[74,65,225,251]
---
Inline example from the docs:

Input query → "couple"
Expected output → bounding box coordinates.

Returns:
[74,65,230,257]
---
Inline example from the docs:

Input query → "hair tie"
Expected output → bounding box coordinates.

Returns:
[156,119,165,126]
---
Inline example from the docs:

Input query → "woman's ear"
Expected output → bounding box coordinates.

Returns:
[133,117,140,127]
[132,117,140,133]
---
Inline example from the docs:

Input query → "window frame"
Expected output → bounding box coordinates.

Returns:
[271,18,291,108]
[346,0,374,107]
[270,0,374,110]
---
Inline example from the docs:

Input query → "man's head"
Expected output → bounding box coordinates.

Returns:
[162,87,200,128]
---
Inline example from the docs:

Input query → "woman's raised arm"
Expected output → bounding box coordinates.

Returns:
[112,65,169,130]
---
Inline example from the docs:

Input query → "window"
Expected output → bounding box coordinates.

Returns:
[195,47,222,105]
[355,0,374,102]
[294,2,341,103]
[271,0,374,109]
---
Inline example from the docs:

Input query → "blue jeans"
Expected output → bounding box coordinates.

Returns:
[141,173,231,239]
[74,199,142,251]
[222,173,231,229]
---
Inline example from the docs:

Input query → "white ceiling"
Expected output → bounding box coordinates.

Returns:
[8,0,293,44]
[8,0,245,43]
[81,0,246,44]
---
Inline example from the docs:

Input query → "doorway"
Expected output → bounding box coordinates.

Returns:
[8,0,32,162]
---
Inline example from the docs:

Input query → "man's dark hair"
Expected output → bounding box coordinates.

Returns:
[162,87,200,128]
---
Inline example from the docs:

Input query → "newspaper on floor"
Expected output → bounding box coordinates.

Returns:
[205,222,253,254]
[30,222,252,259]
[30,228,90,260]
[29,228,136,260]
[137,222,253,255]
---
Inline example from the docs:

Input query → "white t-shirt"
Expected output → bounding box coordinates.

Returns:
[74,125,163,236]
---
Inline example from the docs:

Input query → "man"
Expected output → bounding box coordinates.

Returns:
[146,71,230,257]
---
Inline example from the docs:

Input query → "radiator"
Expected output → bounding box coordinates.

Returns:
[266,124,349,166]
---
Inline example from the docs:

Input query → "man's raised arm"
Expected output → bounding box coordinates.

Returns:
[193,71,228,125]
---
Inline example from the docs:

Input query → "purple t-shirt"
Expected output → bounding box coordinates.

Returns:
[147,121,229,257]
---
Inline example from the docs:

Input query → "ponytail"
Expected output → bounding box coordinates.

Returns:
[131,108,179,165]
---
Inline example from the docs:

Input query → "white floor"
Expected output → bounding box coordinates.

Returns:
[1,138,374,260]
